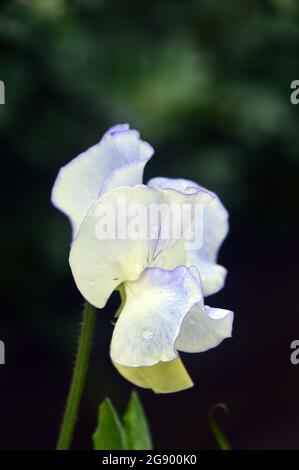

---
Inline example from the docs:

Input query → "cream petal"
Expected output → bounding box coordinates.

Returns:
[148,177,228,296]
[69,185,213,308]
[110,266,202,367]
[51,124,154,237]
[113,358,193,393]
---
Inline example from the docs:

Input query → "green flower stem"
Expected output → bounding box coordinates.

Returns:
[56,301,96,450]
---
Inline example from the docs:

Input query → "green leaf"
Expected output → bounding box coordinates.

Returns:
[93,398,128,450]
[208,403,232,450]
[123,391,153,450]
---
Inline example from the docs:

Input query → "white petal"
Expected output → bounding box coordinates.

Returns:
[186,259,227,297]
[175,303,234,353]
[148,177,201,194]
[110,266,202,367]
[51,124,154,237]
[148,177,228,296]
[69,185,213,308]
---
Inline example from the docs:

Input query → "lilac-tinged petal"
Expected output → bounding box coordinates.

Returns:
[110,266,202,367]
[148,177,228,296]
[51,124,154,237]
[175,303,234,353]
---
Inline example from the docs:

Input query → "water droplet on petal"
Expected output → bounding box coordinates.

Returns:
[142,329,154,340]
[160,353,170,361]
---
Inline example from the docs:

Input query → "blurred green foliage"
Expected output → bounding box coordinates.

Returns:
[1,0,298,213]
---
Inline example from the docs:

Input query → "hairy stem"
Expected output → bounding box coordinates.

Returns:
[56,301,96,450]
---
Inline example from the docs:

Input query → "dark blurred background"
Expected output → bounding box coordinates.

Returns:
[0,0,299,450]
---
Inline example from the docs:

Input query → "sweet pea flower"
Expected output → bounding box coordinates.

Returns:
[52,124,234,393]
